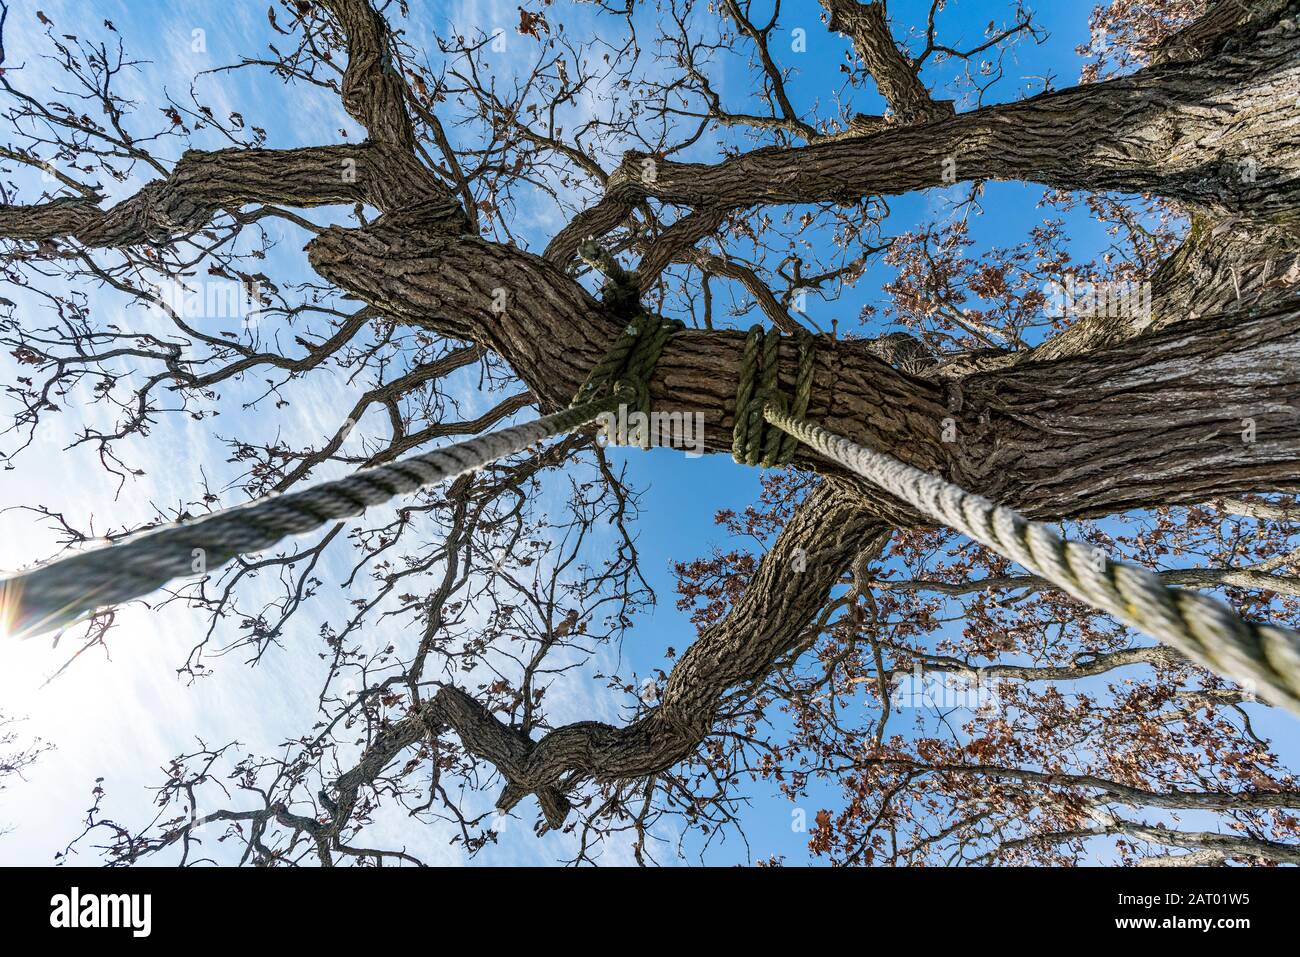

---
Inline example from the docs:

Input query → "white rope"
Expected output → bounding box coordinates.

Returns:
[765,404,1300,715]
[6,372,1298,718]
[0,396,617,640]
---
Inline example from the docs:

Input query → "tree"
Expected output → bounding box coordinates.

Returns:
[0,0,1298,865]
[0,710,50,837]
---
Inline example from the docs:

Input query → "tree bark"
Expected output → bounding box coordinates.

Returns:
[549,7,1300,263]
[0,144,443,244]
[322,481,889,826]
[818,0,954,123]
[307,207,1300,519]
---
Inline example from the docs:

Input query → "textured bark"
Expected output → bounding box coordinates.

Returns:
[1152,0,1293,66]
[308,208,1300,519]
[550,8,1300,263]
[1031,220,1300,363]
[480,484,888,819]
[320,0,416,149]
[0,144,443,245]
[818,0,954,123]
[955,303,1300,517]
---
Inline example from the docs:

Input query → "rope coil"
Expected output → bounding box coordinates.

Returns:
[570,238,683,424]
[569,312,682,419]
[731,324,815,467]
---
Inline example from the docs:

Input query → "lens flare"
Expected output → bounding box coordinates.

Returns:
[0,578,18,641]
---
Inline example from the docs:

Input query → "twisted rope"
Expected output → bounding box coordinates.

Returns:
[2,240,683,642]
[570,238,682,424]
[0,394,621,640]
[764,404,1300,715]
[569,313,682,419]
[731,325,815,467]
[11,289,1298,720]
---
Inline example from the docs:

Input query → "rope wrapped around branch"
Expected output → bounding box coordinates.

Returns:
[731,324,815,467]
[568,312,682,419]
[570,238,683,420]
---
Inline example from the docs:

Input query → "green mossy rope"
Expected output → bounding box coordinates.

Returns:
[569,313,683,418]
[731,324,816,467]
[569,240,683,420]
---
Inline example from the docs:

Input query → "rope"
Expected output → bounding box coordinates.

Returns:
[9,290,1299,718]
[570,237,682,427]
[0,393,625,641]
[763,403,1300,715]
[1,241,681,641]
[569,312,682,420]
[731,325,815,467]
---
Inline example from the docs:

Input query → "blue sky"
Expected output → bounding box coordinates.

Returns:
[0,0,1295,867]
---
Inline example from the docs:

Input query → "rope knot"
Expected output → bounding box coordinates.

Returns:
[731,324,816,467]
[568,241,683,423]
[568,313,683,419]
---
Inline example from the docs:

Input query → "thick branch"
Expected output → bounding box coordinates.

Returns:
[818,0,953,123]
[308,207,1300,520]
[1152,0,1292,66]
[553,8,1299,260]
[1032,220,1300,363]
[320,0,415,149]
[0,144,444,246]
